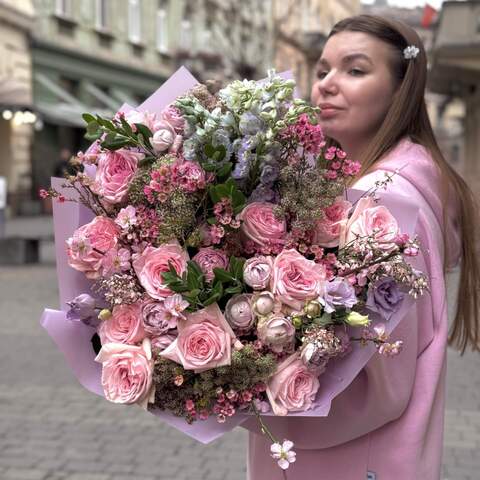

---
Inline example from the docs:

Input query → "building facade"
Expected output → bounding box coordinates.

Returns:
[0,0,35,213]
[168,0,274,82]
[429,0,480,194]
[31,0,174,198]
[273,0,361,99]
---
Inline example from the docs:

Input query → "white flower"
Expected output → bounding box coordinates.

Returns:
[403,45,419,59]
[270,440,296,470]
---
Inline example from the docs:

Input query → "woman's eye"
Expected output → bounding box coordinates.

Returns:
[349,68,364,76]
[317,71,328,79]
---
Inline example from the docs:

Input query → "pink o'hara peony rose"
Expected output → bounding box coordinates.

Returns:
[192,247,229,282]
[239,202,286,247]
[93,148,144,205]
[98,302,145,345]
[270,249,326,310]
[132,241,188,300]
[95,338,155,408]
[313,198,352,248]
[243,255,274,290]
[339,197,399,251]
[160,303,235,372]
[66,216,119,279]
[266,354,320,416]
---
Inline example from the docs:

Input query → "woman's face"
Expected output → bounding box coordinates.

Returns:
[310,31,398,153]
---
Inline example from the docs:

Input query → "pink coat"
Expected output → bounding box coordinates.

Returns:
[246,138,462,479]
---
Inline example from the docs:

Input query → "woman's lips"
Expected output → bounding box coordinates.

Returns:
[319,107,342,119]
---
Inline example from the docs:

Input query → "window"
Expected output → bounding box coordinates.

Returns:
[180,19,192,50]
[55,0,73,18]
[128,0,142,43]
[156,8,168,52]
[96,0,109,30]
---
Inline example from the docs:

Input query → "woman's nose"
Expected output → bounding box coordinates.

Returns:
[317,72,339,96]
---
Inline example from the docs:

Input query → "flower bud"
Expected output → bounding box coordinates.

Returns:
[345,311,370,327]
[304,301,321,318]
[98,308,112,321]
[253,292,275,316]
[292,316,303,329]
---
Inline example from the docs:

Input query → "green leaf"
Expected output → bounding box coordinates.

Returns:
[120,116,133,136]
[208,186,221,204]
[216,162,232,181]
[225,285,242,294]
[215,184,230,199]
[134,123,153,139]
[207,216,217,225]
[101,137,130,150]
[229,256,245,280]
[82,113,96,124]
[213,268,235,283]
[187,260,204,278]
[204,144,215,158]
[202,162,217,172]
[86,121,100,136]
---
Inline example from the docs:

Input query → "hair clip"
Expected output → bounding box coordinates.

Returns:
[403,45,419,60]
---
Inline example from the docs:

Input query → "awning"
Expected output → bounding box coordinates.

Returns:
[34,73,114,127]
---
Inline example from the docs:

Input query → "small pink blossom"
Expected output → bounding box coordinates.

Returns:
[115,206,137,229]
[270,440,296,470]
[164,294,189,320]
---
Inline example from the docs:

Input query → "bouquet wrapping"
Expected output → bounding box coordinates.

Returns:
[40,67,427,465]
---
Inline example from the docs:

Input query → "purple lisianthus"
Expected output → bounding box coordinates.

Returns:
[319,278,358,314]
[366,277,404,321]
[141,299,177,337]
[66,293,99,327]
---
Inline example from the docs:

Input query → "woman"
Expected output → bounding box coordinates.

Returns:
[246,15,480,480]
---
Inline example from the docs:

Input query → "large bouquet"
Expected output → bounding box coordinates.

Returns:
[41,68,427,471]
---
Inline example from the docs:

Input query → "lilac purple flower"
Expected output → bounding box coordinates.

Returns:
[319,278,358,313]
[366,277,404,321]
[66,293,99,327]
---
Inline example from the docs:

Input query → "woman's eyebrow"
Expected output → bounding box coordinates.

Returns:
[317,53,373,68]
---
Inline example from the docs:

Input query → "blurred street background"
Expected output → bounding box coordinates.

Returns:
[1,0,479,479]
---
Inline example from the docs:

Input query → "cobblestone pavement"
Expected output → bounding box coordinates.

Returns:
[1,218,479,479]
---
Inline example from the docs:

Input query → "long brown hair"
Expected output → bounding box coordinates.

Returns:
[325,14,480,354]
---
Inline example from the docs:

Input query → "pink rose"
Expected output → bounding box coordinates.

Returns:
[66,216,119,279]
[95,338,154,407]
[239,202,286,247]
[192,247,229,282]
[93,148,144,205]
[150,120,175,153]
[271,249,326,310]
[132,241,188,300]
[243,256,274,290]
[160,303,235,372]
[313,198,352,248]
[161,105,185,133]
[124,110,159,132]
[225,294,254,332]
[257,314,295,353]
[266,354,320,416]
[340,197,399,251]
[98,302,145,345]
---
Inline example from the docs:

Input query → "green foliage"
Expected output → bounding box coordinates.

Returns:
[161,256,246,311]
[152,345,277,421]
[208,178,246,215]
[82,112,155,158]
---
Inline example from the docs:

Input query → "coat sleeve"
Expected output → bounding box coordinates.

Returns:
[242,171,441,449]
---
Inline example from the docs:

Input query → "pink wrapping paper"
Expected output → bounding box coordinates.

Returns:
[40,67,420,444]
